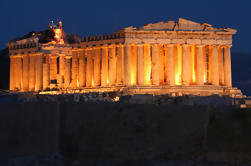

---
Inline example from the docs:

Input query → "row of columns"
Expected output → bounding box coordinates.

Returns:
[10,53,43,91]
[9,44,232,91]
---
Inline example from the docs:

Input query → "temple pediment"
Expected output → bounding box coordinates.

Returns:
[137,18,236,32]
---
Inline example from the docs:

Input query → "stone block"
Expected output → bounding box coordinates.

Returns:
[201,39,217,45]
[142,38,158,44]
[171,39,185,44]
[186,39,201,44]
[216,40,232,45]
[124,38,142,44]
[156,38,171,44]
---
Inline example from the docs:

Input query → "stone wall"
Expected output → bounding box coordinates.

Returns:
[0,102,208,162]
[0,102,59,160]
[60,103,208,162]
[1,101,251,164]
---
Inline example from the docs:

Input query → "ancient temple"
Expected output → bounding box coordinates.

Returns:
[6,18,243,97]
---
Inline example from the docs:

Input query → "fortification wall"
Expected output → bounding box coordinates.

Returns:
[1,101,251,164]
[0,102,59,160]
[0,102,208,161]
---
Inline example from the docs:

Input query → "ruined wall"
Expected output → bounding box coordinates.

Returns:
[1,101,251,164]
[0,102,208,161]
[60,103,208,162]
[0,102,60,160]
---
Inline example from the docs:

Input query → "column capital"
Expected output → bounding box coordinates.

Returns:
[136,43,144,47]
[29,53,37,57]
[208,45,215,48]
[224,45,232,48]
[182,44,189,47]
[65,56,72,59]
[117,44,124,48]
[124,43,131,47]
[196,44,204,48]
[100,44,109,49]
[107,44,115,48]
[166,44,174,48]
[217,45,226,49]
[9,55,17,58]
[58,53,65,57]
[49,55,58,59]
[33,53,43,56]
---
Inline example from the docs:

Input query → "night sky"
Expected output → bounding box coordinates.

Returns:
[1,0,251,54]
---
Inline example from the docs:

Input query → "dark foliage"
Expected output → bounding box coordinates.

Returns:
[0,48,9,90]
[9,29,55,44]
[65,34,81,44]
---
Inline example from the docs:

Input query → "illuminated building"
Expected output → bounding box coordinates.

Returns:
[6,18,243,97]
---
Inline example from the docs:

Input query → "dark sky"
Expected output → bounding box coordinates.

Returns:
[0,0,250,54]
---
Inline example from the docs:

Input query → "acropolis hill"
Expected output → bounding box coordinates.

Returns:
[6,18,243,97]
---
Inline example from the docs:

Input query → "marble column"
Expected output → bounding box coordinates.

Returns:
[218,46,224,85]
[86,48,94,87]
[196,45,204,85]
[13,56,20,90]
[71,51,79,88]
[116,45,124,84]
[167,44,174,86]
[137,44,144,85]
[211,45,219,86]
[35,53,43,91]
[9,56,15,90]
[130,45,137,85]
[78,50,86,87]
[143,44,151,85]
[190,45,196,84]
[22,54,29,91]
[13,56,17,90]
[43,56,50,90]
[152,44,159,85]
[29,55,36,91]
[101,46,108,86]
[176,45,182,85]
[12,56,18,89]
[16,55,23,90]
[124,44,131,85]
[64,56,71,89]
[158,45,164,85]
[49,56,57,81]
[94,47,101,86]
[108,45,117,85]
[59,54,65,89]
[182,45,189,86]
[224,45,232,87]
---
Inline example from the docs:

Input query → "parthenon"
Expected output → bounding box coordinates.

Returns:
[6,18,243,97]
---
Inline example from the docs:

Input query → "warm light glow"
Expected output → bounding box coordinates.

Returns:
[77,80,79,87]
[107,77,109,85]
[53,28,64,44]
[144,65,151,85]
[91,77,94,87]
[203,51,207,83]
[144,45,151,85]
[175,45,182,85]
[131,73,136,85]
[130,45,137,85]
[113,96,120,102]
[191,46,196,84]
[39,91,60,95]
